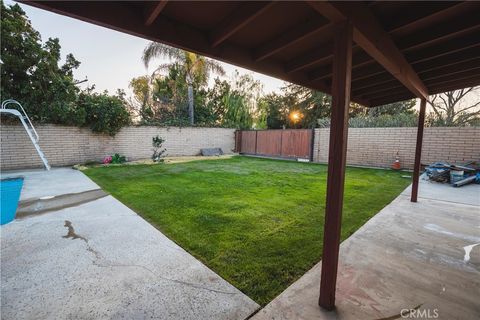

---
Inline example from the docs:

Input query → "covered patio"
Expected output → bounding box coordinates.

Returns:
[19,0,480,317]
[253,178,480,319]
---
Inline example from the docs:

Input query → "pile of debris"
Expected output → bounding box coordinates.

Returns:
[425,161,480,187]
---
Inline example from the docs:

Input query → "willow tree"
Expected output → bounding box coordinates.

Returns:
[142,43,225,125]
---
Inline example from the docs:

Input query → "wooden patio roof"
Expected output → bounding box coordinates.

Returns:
[23,1,480,107]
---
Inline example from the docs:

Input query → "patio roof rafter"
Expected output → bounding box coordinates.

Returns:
[210,1,275,48]
[357,59,480,99]
[284,44,333,74]
[388,1,475,37]
[306,1,429,100]
[307,3,479,90]
[398,10,480,54]
[144,0,169,26]
[254,20,334,62]
[354,45,480,95]
[307,29,480,84]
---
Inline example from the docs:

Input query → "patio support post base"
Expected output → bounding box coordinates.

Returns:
[319,20,352,311]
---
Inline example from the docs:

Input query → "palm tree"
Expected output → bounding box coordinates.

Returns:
[142,42,225,125]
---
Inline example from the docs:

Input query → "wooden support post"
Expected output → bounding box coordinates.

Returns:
[319,21,352,310]
[309,128,315,162]
[411,98,427,202]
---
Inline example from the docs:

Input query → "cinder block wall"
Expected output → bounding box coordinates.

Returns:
[3,125,478,171]
[313,127,479,169]
[1,125,235,170]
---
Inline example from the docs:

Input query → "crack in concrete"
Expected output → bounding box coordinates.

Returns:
[61,220,238,296]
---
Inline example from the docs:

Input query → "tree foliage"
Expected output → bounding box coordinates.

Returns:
[0,2,130,135]
[368,100,416,116]
[317,113,418,128]
[256,84,379,129]
[1,2,82,124]
[129,67,263,129]
[142,43,224,125]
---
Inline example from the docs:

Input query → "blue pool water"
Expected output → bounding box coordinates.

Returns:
[1,177,24,225]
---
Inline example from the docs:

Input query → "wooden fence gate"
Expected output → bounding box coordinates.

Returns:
[235,129,314,161]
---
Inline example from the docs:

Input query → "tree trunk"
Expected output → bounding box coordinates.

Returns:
[186,73,194,125]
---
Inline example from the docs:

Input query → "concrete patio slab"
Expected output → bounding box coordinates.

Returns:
[252,179,480,320]
[402,175,480,206]
[2,168,100,201]
[1,169,259,320]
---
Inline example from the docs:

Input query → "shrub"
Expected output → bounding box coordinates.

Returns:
[110,153,126,164]
[152,136,167,162]
[317,113,418,128]
[78,91,130,135]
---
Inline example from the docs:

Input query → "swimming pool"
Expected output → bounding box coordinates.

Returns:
[1,177,24,225]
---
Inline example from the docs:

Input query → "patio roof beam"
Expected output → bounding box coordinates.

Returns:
[369,77,480,107]
[355,57,480,97]
[307,1,429,100]
[307,34,480,83]
[364,70,480,102]
[356,52,480,87]
[144,0,169,26]
[254,20,334,62]
[411,98,426,202]
[352,27,480,79]
[346,57,475,90]
[210,1,274,48]
[319,20,352,310]
[291,3,466,75]
[369,79,480,107]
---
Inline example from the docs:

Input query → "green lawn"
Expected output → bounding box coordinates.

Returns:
[84,156,410,305]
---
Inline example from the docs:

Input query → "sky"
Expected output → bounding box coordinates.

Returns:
[10,0,285,96]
